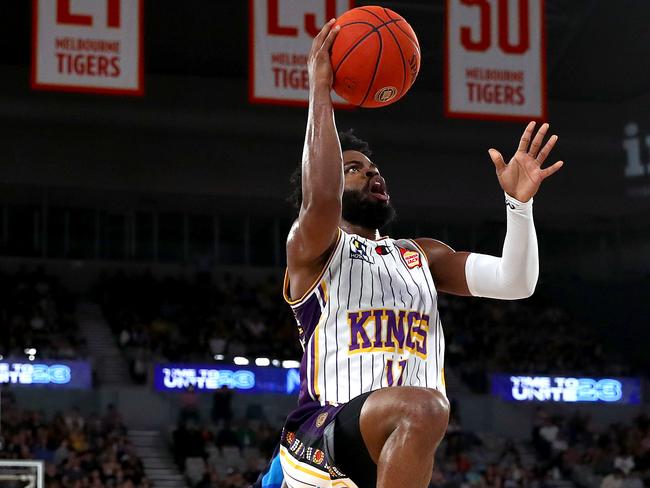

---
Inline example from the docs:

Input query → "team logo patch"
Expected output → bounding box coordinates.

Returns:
[398,247,422,269]
[349,237,374,264]
[375,244,392,255]
[315,412,329,428]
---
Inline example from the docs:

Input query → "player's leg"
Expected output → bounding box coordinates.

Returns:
[334,387,449,488]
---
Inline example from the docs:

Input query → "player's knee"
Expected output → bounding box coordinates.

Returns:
[400,389,449,442]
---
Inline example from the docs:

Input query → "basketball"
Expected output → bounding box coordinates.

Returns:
[331,6,421,108]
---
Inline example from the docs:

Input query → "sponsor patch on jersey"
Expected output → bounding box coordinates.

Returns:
[375,244,393,255]
[285,431,295,446]
[328,465,347,479]
[349,237,374,264]
[313,449,325,465]
[398,247,422,269]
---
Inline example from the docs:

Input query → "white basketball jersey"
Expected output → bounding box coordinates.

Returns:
[284,228,446,406]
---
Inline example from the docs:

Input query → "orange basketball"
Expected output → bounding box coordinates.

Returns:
[331,6,421,108]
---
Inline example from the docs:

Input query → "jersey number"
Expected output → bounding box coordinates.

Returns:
[386,359,407,386]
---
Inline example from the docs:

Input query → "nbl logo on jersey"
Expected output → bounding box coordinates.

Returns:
[349,237,374,264]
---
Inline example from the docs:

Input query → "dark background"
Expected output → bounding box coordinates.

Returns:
[0,1,648,361]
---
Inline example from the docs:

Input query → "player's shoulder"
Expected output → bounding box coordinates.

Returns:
[411,237,456,262]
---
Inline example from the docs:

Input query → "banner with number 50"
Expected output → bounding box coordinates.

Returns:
[445,0,546,121]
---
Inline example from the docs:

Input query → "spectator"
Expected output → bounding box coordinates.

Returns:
[216,421,241,451]
[0,402,148,488]
[211,386,233,426]
[601,469,624,488]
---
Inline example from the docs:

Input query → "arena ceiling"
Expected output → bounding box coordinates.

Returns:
[0,0,649,103]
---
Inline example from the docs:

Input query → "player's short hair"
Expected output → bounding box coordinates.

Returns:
[289,129,372,211]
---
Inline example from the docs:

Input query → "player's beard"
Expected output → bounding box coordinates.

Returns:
[342,189,396,231]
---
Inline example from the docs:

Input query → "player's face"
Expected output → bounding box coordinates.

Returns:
[343,151,390,202]
[342,150,395,230]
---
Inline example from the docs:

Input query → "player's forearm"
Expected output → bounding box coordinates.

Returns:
[301,83,344,211]
[465,193,539,299]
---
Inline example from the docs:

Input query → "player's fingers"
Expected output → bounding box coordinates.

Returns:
[529,123,549,159]
[488,149,507,173]
[517,121,536,152]
[314,19,336,49]
[536,135,558,165]
[321,23,341,52]
[540,160,564,180]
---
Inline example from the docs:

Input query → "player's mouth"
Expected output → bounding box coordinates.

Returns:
[368,176,390,202]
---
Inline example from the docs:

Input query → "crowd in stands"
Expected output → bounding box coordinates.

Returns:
[426,407,650,488]
[0,265,631,394]
[429,406,557,488]
[93,271,300,383]
[169,391,650,488]
[530,409,650,488]
[440,291,631,394]
[94,269,634,394]
[171,386,276,487]
[0,266,85,360]
[0,388,149,488]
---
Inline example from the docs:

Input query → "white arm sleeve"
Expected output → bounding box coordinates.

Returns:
[464,192,539,299]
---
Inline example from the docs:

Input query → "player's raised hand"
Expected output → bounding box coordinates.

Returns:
[488,122,564,202]
[307,19,340,90]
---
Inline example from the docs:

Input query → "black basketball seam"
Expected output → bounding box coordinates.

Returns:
[358,7,390,22]
[357,8,408,99]
[332,21,377,73]
[380,22,407,96]
[333,19,400,75]
[394,20,421,54]
[339,20,375,28]
[359,30,383,107]
[381,7,421,52]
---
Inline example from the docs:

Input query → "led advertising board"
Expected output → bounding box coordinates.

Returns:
[154,364,301,395]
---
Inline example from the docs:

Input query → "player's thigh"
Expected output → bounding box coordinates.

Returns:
[358,386,450,462]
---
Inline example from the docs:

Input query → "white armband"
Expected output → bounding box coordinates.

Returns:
[464,192,539,299]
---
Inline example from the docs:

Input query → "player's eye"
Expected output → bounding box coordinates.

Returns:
[346,166,359,173]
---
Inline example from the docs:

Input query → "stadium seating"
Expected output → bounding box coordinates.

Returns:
[0,267,86,360]
[0,390,149,488]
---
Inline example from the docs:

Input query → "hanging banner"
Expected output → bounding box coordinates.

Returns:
[249,0,354,106]
[445,0,546,121]
[32,0,144,96]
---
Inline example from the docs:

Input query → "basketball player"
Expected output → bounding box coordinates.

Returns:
[255,19,564,488]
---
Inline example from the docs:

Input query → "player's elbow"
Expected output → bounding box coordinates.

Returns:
[510,274,537,299]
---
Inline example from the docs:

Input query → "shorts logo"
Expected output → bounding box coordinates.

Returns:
[375,86,398,103]
[315,412,329,428]
[398,247,422,269]
[350,237,374,264]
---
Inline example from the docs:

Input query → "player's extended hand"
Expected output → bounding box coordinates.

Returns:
[488,122,564,202]
[307,19,340,90]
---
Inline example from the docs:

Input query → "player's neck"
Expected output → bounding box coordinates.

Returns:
[340,221,381,240]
